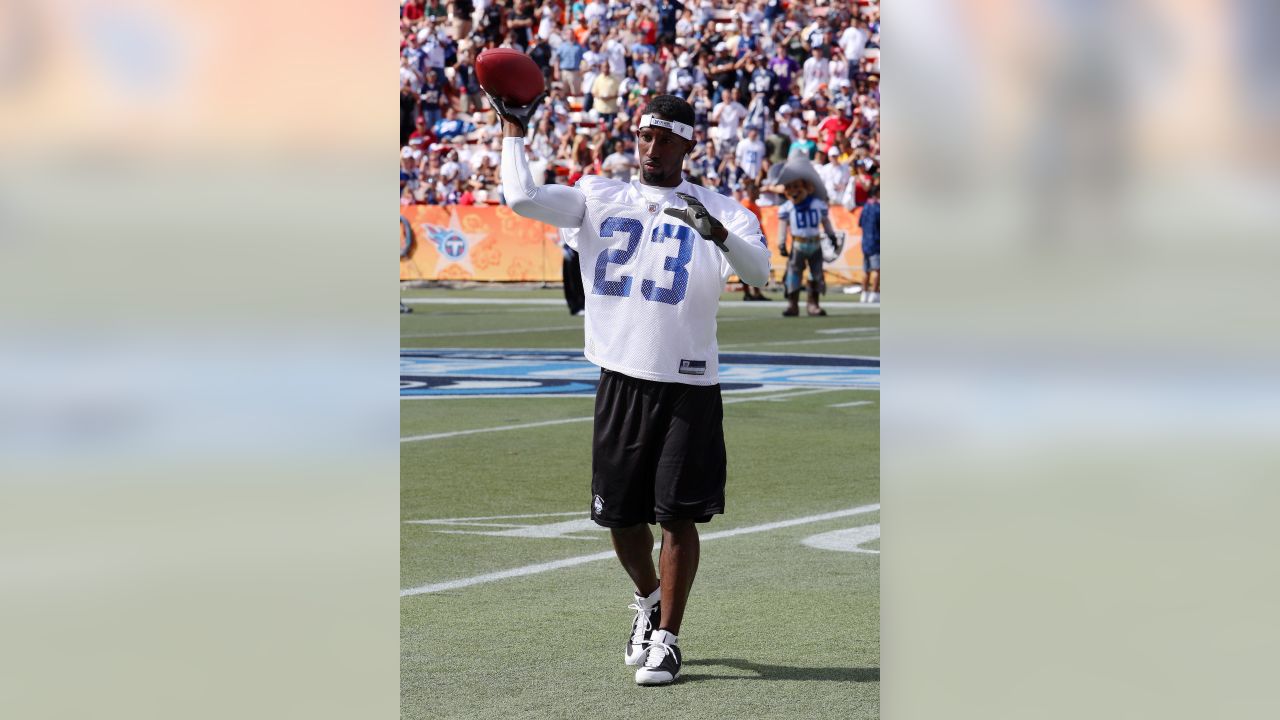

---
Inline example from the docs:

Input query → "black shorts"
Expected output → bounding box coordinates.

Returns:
[590,369,726,527]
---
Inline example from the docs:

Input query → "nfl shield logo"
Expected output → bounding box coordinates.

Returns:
[648,202,658,214]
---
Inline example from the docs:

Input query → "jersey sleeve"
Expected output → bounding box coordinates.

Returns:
[716,198,770,286]
[501,137,588,228]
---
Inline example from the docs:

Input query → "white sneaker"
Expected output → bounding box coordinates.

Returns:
[624,588,661,666]
[635,629,682,686]
[842,284,863,295]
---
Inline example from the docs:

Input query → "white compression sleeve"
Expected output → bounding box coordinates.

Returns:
[501,137,587,228]
[719,230,772,288]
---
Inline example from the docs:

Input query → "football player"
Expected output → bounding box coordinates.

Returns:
[492,91,770,686]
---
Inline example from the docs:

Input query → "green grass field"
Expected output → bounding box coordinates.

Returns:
[401,286,879,719]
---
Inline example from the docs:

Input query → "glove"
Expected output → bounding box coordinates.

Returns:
[663,192,728,251]
[779,243,789,257]
[486,91,547,134]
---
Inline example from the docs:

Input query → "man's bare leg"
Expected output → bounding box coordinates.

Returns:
[611,524,659,596]
[657,519,700,635]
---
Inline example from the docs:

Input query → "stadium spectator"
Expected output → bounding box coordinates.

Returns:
[736,125,766,182]
[591,65,621,125]
[433,106,476,141]
[858,185,880,303]
[400,80,420,146]
[554,28,586,94]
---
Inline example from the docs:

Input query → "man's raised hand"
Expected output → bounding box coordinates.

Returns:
[664,192,728,251]
[486,91,547,134]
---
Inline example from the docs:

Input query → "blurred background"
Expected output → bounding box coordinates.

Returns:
[1,0,1277,717]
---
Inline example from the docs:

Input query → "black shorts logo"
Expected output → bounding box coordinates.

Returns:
[678,359,707,376]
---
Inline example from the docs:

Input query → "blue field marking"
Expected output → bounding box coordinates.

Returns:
[401,349,879,397]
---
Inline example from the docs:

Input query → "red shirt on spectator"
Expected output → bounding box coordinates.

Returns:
[639,18,657,46]
[817,113,852,152]
[403,0,424,23]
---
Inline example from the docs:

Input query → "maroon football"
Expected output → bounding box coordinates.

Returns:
[475,48,546,106]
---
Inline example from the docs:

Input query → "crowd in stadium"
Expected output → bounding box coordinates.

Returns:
[400,0,880,212]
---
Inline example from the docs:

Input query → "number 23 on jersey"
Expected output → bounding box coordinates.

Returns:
[591,216,697,306]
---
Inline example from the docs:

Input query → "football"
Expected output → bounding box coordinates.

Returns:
[475,48,546,106]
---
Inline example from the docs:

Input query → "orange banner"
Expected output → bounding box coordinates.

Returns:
[401,205,867,284]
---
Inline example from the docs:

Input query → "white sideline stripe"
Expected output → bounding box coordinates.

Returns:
[401,503,880,597]
[399,388,844,443]
[829,400,875,408]
[401,297,878,310]
[402,325,580,338]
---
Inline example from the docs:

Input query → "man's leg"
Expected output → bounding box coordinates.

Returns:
[657,519,700,635]
[610,524,659,596]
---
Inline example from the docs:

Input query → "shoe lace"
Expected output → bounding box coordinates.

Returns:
[627,602,654,644]
[643,638,671,669]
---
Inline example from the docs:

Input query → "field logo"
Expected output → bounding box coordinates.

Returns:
[424,209,488,275]
[401,349,880,398]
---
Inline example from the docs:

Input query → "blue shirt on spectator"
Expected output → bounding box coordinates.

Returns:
[859,199,880,255]
[556,41,585,70]
[433,118,475,140]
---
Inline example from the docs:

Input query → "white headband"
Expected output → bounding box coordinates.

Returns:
[638,114,694,140]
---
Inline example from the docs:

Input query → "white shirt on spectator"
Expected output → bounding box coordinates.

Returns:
[637,60,660,91]
[713,99,748,139]
[667,66,694,94]
[604,39,628,77]
[601,151,636,183]
[584,0,606,24]
[401,65,423,93]
[818,160,849,203]
[801,55,830,100]
[421,32,447,71]
[735,137,766,180]
[829,57,851,92]
[840,26,868,62]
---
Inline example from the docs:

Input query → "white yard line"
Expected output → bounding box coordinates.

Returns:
[405,511,585,524]
[402,325,580,339]
[399,388,845,443]
[400,416,592,443]
[720,336,878,349]
[829,400,875,408]
[401,503,880,597]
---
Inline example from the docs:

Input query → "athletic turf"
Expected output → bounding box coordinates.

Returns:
[401,287,879,719]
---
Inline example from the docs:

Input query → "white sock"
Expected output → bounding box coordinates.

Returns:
[636,585,661,607]
[869,292,879,303]
[860,291,869,302]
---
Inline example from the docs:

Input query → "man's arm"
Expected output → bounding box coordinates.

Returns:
[663,193,770,287]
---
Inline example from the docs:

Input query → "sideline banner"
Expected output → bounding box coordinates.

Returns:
[401,205,867,284]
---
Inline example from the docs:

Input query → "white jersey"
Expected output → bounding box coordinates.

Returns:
[778,196,829,240]
[563,176,765,385]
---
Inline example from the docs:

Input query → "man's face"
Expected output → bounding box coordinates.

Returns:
[636,122,694,187]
